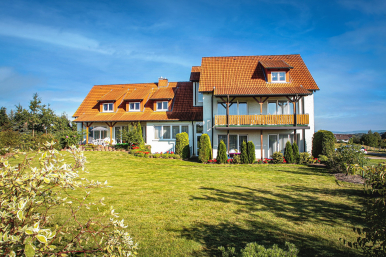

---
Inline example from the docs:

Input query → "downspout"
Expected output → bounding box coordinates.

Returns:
[192,120,194,157]
[211,90,214,158]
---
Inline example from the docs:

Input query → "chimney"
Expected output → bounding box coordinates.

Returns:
[158,77,168,87]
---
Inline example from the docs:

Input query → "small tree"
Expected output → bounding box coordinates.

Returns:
[176,132,190,159]
[240,141,248,164]
[284,141,294,163]
[247,141,255,164]
[217,140,228,164]
[292,141,300,164]
[198,134,212,163]
[312,130,335,158]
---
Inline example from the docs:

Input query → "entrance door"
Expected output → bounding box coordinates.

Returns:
[195,122,203,155]
[268,134,279,158]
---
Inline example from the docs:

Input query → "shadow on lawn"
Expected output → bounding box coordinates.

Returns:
[276,165,332,177]
[178,219,361,257]
[181,185,364,256]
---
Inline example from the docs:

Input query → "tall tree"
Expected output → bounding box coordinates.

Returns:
[0,107,11,131]
[29,93,42,137]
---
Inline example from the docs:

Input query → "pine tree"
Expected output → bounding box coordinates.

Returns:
[247,141,255,164]
[198,134,212,163]
[292,141,300,164]
[217,140,228,164]
[284,141,294,163]
[240,141,248,164]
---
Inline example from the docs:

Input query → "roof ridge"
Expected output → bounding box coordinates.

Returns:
[202,54,301,59]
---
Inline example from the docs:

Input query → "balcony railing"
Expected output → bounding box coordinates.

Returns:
[215,114,309,126]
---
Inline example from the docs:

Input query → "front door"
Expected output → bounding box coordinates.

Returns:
[195,122,203,155]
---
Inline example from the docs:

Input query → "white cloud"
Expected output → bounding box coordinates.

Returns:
[0,19,113,54]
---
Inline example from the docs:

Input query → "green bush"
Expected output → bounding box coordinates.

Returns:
[232,154,241,164]
[198,134,212,163]
[326,145,368,174]
[240,141,248,164]
[219,241,298,257]
[56,130,82,149]
[114,143,129,150]
[284,141,294,163]
[272,152,284,164]
[312,130,335,158]
[153,153,161,158]
[217,140,228,164]
[0,143,137,256]
[343,163,386,256]
[176,132,190,159]
[292,141,300,164]
[299,152,312,164]
[247,141,255,164]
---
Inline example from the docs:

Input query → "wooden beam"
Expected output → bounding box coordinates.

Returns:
[260,130,263,160]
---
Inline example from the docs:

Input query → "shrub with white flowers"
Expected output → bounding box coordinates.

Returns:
[0,142,137,256]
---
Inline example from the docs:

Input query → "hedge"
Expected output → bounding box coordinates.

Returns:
[198,134,212,163]
[247,141,255,164]
[217,140,228,164]
[312,130,335,158]
[176,132,190,159]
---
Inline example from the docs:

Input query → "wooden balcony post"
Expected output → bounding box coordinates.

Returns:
[227,95,229,153]
[105,122,117,145]
[85,122,93,144]
[260,130,263,160]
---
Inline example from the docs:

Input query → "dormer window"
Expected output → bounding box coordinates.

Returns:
[271,72,286,82]
[103,103,114,112]
[156,101,168,111]
[129,102,140,112]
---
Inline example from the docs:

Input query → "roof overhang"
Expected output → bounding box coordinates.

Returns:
[215,126,310,130]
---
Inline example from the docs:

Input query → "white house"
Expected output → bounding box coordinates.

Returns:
[73,54,319,159]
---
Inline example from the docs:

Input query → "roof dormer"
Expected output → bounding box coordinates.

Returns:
[259,60,293,83]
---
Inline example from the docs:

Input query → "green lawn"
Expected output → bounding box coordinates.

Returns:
[14,151,366,256]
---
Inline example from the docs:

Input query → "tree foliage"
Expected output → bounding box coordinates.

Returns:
[325,145,368,174]
[175,132,190,159]
[312,130,335,158]
[0,143,137,256]
[121,122,143,147]
[240,141,248,164]
[247,141,255,164]
[292,141,300,164]
[284,141,294,163]
[217,140,228,164]
[198,134,212,163]
[361,130,382,147]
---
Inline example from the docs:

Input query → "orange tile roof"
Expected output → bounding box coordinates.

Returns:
[190,66,201,81]
[259,60,293,69]
[73,82,202,122]
[199,54,318,95]
[150,83,176,100]
[98,88,128,101]
[124,86,154,101]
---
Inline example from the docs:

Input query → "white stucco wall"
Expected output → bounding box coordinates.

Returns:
[146,121,193,154]
[303,94,314,153]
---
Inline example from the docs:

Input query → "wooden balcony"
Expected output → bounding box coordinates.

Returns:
[215,114,309,126]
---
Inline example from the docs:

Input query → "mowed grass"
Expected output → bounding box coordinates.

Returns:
[12,151,366,256]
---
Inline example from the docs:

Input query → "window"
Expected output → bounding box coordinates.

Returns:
[218,101,248,115]
[103,103,114,112]
[271,72,286,82]
[129,102,140,111]
[156,101,168,111]
[196,123,203,134]
[268,100,299,114]
[218,134,248,152]
[154,125,189,140]
[154,126,162,139]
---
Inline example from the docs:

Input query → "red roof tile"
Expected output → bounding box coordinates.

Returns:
[150,83,176,100]
[98,88,128,101]
[259,60,293,69]
[190,66,201,81]
[73,82,202,122]
[199,55,318,95]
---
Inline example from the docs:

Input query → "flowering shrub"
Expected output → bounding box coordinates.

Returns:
[0,143,137,256]
[227,159,232,163]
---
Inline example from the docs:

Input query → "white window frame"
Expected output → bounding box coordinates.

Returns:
[129,102,140,112]
[217,101,248,115]
[217,134,248,152]
[156,101,169,111]
[103,103,114,112]
[271,71,286,83]
[154,124,189,140]
[267,100,301,115]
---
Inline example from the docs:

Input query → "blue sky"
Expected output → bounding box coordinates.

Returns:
[0,0,385,132]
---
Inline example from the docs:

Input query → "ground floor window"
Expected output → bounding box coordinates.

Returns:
[218,134,248,152]
[268,133,300,157]
[154,125,189,140]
